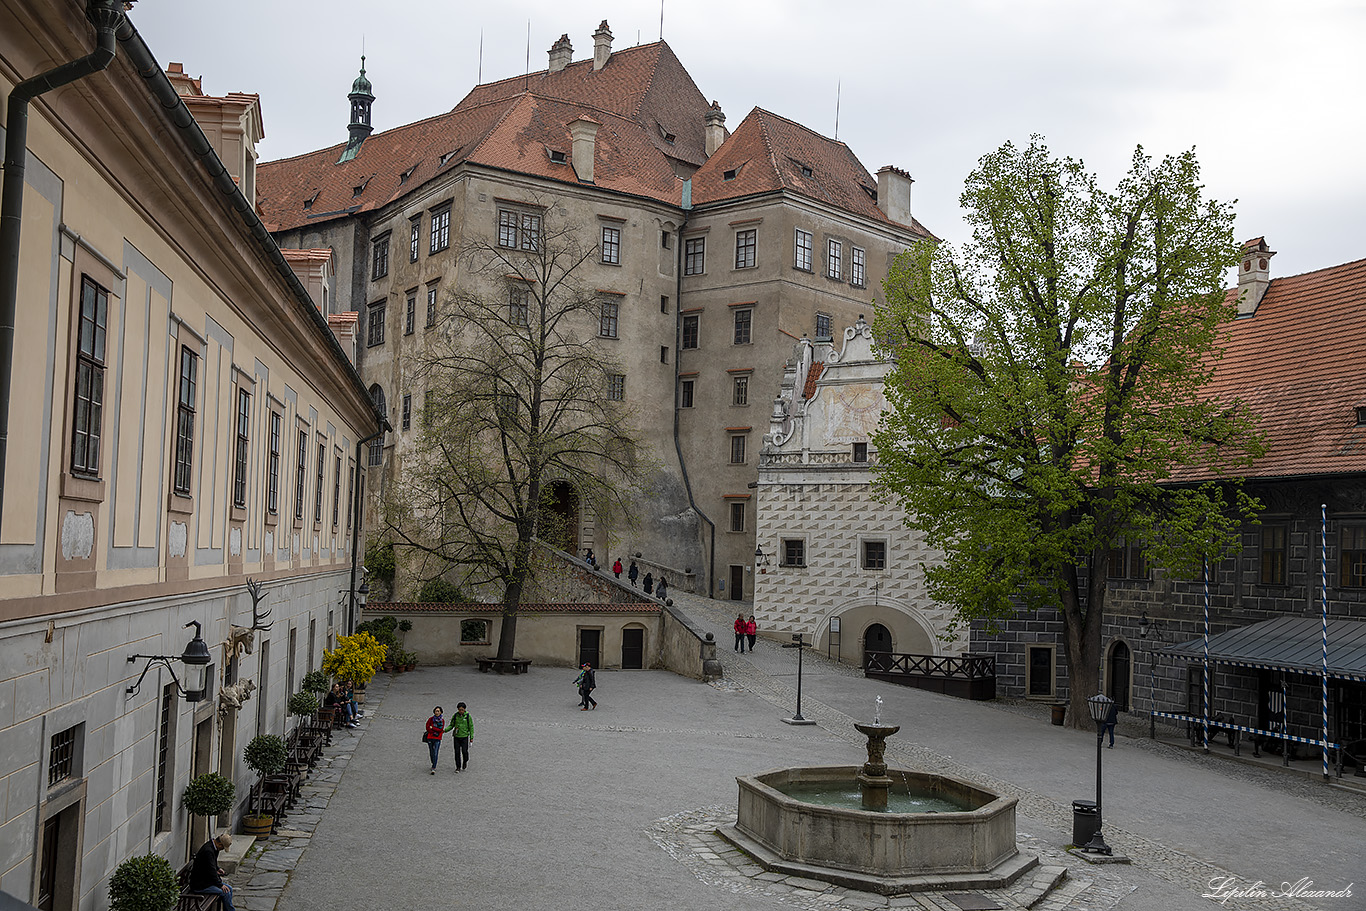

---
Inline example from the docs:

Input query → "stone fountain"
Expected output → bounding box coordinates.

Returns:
[717,700,1035,894]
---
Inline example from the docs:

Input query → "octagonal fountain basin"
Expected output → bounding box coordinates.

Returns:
[717,766,1035,895]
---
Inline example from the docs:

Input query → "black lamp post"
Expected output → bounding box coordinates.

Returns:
[781,633,816,726]
[126,620,213,702]
[1083,692,1114,855]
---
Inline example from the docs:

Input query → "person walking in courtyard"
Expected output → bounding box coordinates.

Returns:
[424,706,446,773]
[612,557,623,579]
[447,702,473,771]
[656,576,668,601]
[577,663,598,710]
[1102,698,1119,748]
[628,560,639,587]
[642,572,654,595]
[734,613,747,652]
[746,615,758,651]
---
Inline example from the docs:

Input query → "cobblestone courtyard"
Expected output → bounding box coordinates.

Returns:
[226,593,1365,911]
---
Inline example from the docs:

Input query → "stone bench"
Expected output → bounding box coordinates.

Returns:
[476,657,531,674]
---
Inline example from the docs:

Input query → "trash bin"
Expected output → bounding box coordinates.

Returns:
[1051,703,1067,726]
[1072,800,1099,847]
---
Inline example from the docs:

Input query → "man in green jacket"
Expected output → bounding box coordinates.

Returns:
[446,702,474,771]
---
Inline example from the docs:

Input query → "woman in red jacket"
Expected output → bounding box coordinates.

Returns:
[424,707,446,774]
[745,615,758,651]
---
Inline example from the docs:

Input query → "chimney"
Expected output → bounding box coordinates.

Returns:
[1237,237,1275,317]
[593,20,613,71]
[570,117,600,183]
[875,166,913,226]
[704,101,728,157]
[548,34,573,73]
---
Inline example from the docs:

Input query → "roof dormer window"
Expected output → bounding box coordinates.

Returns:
[548,148,567,164]
[439,148,462,166]
[400,164,418,184]
[657,123,676,144]
[800,165,813,178]
[352,176,372,197]
[723,167,738,181]
[1356,406,1366,426]
[303,189,320,210]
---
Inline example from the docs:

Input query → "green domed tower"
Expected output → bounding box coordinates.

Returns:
[340,55,374,162]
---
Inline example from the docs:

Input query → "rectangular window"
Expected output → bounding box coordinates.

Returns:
[294,429,307,520]
[660,231,672,249]
[509,286,530,326]
[852,441,869,463]
[735,229,756,269]
[816,312,832,340]
[460,619,489,643]
[233,388,250,509]
[1261,524,1288,585]
[367,301,385,347]
[371,234,389,280]
[862,540,887,570]
[314,442,325,523]
[410,217,421,262]
[332,455,341,528]
[660,295,669,313]
[851,246,866,287]
[173,346,198,496]
[680,379,694,408]
[795,229,813,271]
[1106,540,1147,580]
[684,237,705,275]
[267,411,281,515]
[346,461,355,529]
[601,226,621,264]
[404,295,416,335]
[729,502,745,533]
[1027,646,1055,697]
[660,346,669,364]
[498,208,541,251]
[733,376,748,406]
[682,314,699,349]
[733,308,752,345]
[827,238,843,279]
[154,684,175,833]
[730,434,746,464]
[426,286,438,327]
[401,394,412,430]
[429,207,450,253]
[71,276,108,476]
[607,374,625,401]
[1341,526,1366,587]
[782,538,806,567]
[48,725,79,787]
[368,429,383,467]
[599,300,619,338]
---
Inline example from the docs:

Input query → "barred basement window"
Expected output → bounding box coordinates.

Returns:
[48,725,78,786]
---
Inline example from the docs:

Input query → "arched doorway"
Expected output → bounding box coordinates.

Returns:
[862,622,892,668]
[1108,640,1131,711]
[539,480,580,553]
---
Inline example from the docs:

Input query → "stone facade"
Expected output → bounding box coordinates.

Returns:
[0,6,377,908]
[753,320,961,664]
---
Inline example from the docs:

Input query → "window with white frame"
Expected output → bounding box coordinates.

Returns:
[409,217,421,261]
[429,207,450,254]
[599,299,619,338]
[794,229,813,271]
[735,229,756,269]
[426,285,438,327]
[851,246,866,287]
[601,226,621,265]
[404,294,416,335]
[827,238,843,279]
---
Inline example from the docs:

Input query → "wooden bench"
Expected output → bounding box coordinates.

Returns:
[476,657,531,674]
[175,862,223,911]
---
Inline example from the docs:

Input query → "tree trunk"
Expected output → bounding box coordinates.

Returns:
[1060,556,1105,729]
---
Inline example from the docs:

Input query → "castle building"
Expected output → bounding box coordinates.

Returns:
[256,23,932,599]
[0,4,379,906]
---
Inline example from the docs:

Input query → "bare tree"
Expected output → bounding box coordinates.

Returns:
[387,205,647,661]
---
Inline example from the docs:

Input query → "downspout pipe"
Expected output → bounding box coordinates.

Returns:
[348,424,389,635]
[670,185,717,598]
[0,0,125,524]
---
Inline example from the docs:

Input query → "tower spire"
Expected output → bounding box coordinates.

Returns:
[339,54,374,163]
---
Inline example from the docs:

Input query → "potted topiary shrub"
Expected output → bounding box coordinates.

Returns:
[108,853,180,911]
[301,669,329,696]
[182,772,235,831]
[242,734,287,837]
[288,690,318,718]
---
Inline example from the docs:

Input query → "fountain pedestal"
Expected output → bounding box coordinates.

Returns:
[853,722,900,811]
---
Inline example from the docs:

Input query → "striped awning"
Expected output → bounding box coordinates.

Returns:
[1162,616,1366,683]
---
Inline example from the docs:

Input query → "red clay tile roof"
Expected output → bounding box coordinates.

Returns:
[689,109,934,235]
[803,360,826,399]
[367,601,660,613]
[1175,257,1366,481]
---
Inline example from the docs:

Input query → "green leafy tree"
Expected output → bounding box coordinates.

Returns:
[872,138,1264,725]
[387,205,647,662]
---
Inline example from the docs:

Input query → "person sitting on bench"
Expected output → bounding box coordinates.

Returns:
[325,683,356,728]
[189,833,235,910]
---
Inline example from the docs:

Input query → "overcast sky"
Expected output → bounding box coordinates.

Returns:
[131,0,1365,280]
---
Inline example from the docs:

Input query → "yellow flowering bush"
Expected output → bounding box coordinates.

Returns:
[321,632,387,687]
